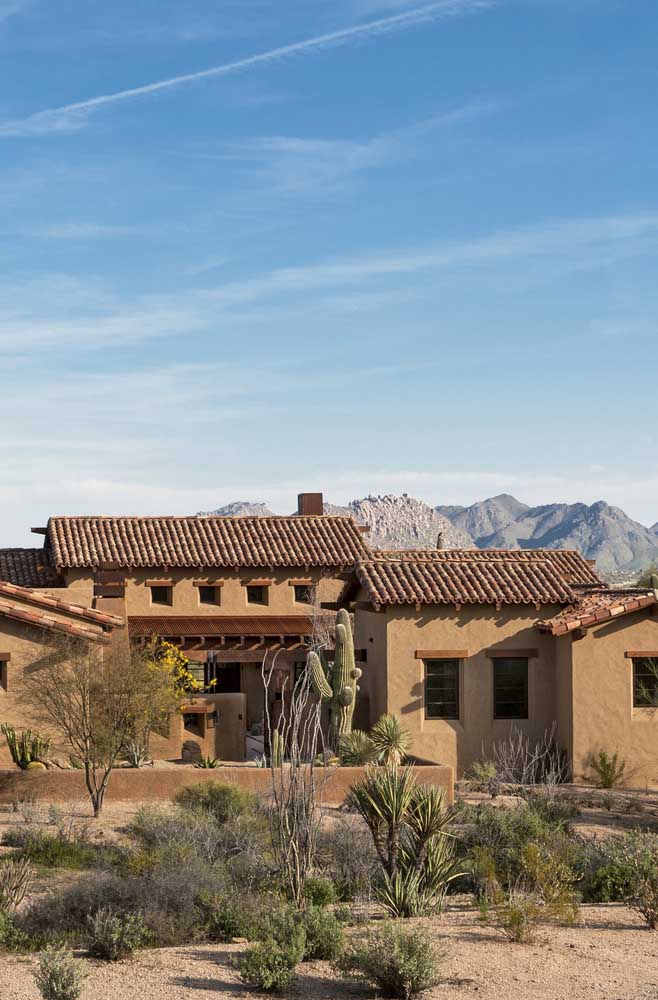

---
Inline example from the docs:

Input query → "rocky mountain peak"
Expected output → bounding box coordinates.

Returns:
[323,494,474,550]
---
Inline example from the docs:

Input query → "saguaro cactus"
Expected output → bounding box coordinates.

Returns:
[309,609,362,749]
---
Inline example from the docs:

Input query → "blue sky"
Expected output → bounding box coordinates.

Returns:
[1,0,657,546]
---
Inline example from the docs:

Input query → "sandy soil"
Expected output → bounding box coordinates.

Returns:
[1,901,658,1000]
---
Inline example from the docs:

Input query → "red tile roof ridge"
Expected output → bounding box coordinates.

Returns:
[0,597,111,644]
[0,580,124,628]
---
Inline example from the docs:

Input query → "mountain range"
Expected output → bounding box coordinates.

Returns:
[203,493,658,580]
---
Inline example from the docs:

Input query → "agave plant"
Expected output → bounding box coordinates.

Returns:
[194,756,221,769]
[348,767,463,917]
[369,714,412,767]
[120,739,152,769]
[338,730,377,766]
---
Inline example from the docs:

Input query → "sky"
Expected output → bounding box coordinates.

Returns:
[1,0,657,546]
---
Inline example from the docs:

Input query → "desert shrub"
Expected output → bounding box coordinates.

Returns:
[2,829,97,870]
[494,889,542,943]
[303,875,337,907]
[467,760,501,797]
[316,814,379,901]
[519,842,580,924]
[86,907,151,960]
[587,750,626,789]
[34,946,87,1000]
[615,832,658,929]
[339,923,442,999]
[197,892,263,942]
[237,937,302,993]
[0,856,33,910]
[583,860,635,903]
[0,910,32,952]
[175,782,258,823]
[299,906,345,961]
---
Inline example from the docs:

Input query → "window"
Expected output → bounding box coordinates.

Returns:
[424,659,459,719]
[246,585,267,605]
[294,584,315,605]
[199,585,219,606]
[150,585,172,606]
[493,658,528,719]
[0,661,7,692]
[633,658,658,707]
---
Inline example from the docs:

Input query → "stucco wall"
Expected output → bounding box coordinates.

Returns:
[66,567,349,618]
[371,604,562,776]
[570,609,658,789]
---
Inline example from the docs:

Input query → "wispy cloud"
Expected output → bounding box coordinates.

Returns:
[0,1,27,25]
[0,0,494,137]
[2,209,657,353]
[215,100,496,194]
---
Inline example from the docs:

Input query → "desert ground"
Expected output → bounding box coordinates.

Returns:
[1,790,658,1000]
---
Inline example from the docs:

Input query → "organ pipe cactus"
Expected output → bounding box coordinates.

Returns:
[309,609,362,749]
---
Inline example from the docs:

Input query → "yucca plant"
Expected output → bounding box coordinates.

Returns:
[338,730,377,766]
[348,767,463,917]
[120,739,152,769]
[370,715,412,767]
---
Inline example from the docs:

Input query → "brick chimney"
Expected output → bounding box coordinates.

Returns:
[297,492,324,516]
[436,532,444,550]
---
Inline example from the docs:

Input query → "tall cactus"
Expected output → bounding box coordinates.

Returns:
[309,609,362,749]
[1,724,51,770]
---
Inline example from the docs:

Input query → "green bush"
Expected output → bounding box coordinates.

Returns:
[198,893,260,942]
[300,906,344,961]
[0,910,32,952]
[303,876,337,908]
[339,923,442,1000]
[86,908,150,960]
[237,932,305,993]
[582,860,634,903]
[494,890,542,943]
[34,946,87,1000]
[174,782,258,823]
[587,750,626,789]
[2,829,97,870]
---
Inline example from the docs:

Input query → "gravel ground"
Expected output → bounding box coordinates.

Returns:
[2,902,658,1000]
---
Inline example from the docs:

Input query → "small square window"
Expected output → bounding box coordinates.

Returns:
[493,658,528,719]
[150,585,172,606]
[633,658,658,707]
[199,585,219,606]
[246,585,267,605]
[294,584,315,605]
[424,660,459,719]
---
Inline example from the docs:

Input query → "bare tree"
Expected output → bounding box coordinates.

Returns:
[261,594,332,907]
[22,638,179,816]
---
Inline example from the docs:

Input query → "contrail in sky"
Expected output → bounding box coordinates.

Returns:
[0,0,494,136]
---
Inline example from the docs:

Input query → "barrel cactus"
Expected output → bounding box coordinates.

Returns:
[309,609,362,749]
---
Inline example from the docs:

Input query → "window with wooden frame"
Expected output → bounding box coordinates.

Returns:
[150,585,172,606]
[424,659,460,720]
[246,584,268,606]
[493,658,529,720]
[632,658,658,708]
[198,585,220,606]
[293,584,315,605]
[0,660,8,692]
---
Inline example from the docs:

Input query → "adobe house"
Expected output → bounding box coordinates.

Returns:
[341,549,658,788]
[0,494,369,763]
[0,497,656,785]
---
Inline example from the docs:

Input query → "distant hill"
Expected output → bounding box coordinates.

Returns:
[437,496,658,577]
[199,492,658,578]
[323,494,474,551]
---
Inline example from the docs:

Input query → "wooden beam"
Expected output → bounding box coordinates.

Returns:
[415,650,468,660]
[486,648,539,659]
[625,650,658,658]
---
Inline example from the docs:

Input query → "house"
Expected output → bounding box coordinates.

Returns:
[0,494,656,785]
[341,548,658,787]
[0,494,368,763]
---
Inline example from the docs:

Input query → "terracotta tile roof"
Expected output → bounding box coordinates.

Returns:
[379,548,601,586]
[345,555,577,607]
[45,516,369,570]
[128,615,317,638]
[0,548,61,588]
[537,586,658,635]
[0,581,124,644]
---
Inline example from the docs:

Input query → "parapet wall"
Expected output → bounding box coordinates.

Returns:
[0,764,454,807]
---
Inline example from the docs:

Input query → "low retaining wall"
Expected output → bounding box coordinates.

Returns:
[0,764,453,807]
